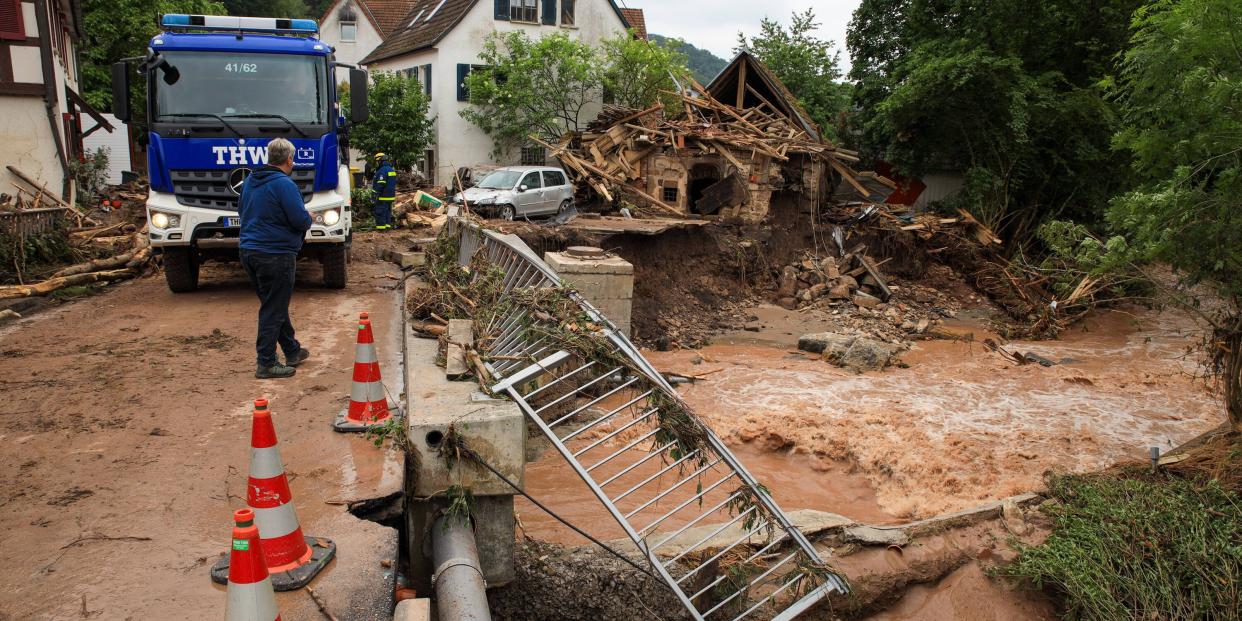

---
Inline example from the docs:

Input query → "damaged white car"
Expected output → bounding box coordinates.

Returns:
[451,166,574,220]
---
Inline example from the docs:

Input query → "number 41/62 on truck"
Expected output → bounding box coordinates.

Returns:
[111,14,370,292]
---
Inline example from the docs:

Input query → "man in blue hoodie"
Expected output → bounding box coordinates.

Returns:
[239,138,314,379]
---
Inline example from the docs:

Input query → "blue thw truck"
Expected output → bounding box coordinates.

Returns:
[111,14,368,292]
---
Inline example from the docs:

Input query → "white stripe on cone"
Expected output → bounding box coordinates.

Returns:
[354,341,378,363]
[350,380,385,404]
[253,501,301,540]
[248,446,285,480]
[226,576,280,621]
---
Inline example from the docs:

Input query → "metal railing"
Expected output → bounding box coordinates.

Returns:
[447,218,847,620]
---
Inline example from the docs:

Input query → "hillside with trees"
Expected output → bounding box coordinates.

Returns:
[650,34,728,84]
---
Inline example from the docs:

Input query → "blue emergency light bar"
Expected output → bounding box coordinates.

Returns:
[160,14,319,34]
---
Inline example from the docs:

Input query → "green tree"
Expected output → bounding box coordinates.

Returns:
[79,0,227,112]
[221,0,308,18]
[735,9,850,139]
[462,31,602,155]
[599,32,691,112]
[1108,0,1242,427]
[847,0,1141,240]
[344,72,435,171]
[649,34,727,85]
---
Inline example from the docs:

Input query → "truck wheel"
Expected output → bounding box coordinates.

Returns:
[322,244,348,289]
[163,247,199,293]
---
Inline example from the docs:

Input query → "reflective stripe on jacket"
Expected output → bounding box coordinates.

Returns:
[371,163,398,199]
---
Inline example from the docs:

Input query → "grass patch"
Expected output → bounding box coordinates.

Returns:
[998,472,1241,620]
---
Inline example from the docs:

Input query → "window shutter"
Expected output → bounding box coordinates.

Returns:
[493,0,508,20]
[0,0,26,41]
[423,64,432,97]
[541,0,555,25]
[457,64,469,101]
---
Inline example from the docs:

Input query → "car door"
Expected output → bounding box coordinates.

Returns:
[514,172,544,216]
[542,170,569,213]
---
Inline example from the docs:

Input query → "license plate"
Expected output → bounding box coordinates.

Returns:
[222,216,240,227]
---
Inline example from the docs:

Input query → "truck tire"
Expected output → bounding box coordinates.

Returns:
[163,247,199,293]
[322,244,348,289]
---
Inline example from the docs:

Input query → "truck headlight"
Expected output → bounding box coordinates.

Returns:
[323,209,340,226]
[150,212,179,229]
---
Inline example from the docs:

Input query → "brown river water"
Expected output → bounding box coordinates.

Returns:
[518,305,1221,542]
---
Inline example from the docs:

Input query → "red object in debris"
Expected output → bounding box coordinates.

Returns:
[111,199,122,208]
[395,587,419,602]
[874,161,926,206]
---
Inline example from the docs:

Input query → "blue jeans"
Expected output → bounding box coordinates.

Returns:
[240,250,301,367]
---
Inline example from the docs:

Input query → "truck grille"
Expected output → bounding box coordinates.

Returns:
[170,169,315,210]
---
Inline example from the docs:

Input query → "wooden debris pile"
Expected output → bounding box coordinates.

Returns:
[540,84,875,219]
[775,249,892,312]
[394,188,449,230]
[2,175,158,298]
[2,166,99,233]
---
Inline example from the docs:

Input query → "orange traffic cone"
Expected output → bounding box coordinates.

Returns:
[213,399,335,590]
[333,312,403,432]
[224,508,281,621]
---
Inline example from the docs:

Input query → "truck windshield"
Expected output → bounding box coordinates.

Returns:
[153,51,328,124]
[477,170,522,189]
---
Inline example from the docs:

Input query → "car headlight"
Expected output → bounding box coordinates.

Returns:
[150,212,179,229]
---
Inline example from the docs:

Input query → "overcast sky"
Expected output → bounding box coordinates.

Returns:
[618,0,863,71]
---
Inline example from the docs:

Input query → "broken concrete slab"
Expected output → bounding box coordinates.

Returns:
[853,291,882,308]
[842,524,909,547]
[619,509,854,558]
[394,598,432,621]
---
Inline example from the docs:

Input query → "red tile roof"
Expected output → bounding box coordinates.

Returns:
[320,0,421,37]
[619,8,645,39]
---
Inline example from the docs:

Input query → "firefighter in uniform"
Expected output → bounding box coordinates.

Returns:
[371,153,397,230]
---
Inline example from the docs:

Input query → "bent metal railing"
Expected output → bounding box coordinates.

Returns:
[447,218,847,620]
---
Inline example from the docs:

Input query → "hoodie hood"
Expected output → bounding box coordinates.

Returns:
[246,165,288,190]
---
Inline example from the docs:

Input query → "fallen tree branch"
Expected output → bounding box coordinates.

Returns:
[0,268,136,299]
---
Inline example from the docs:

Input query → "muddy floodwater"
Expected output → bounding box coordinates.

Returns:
[519,305,1221,542]
[649,306,1221,519]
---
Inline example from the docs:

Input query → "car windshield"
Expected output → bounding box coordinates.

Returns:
[476,170,522,190]
[152,51,329,124]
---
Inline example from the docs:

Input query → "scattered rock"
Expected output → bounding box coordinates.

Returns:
[776,297,798,311]
[853,292,881,308]
[799,332,905,372]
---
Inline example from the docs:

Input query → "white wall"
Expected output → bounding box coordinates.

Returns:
[79,113,130,185]
[320,2,385,82]
[913,173,965,211]
[370,0,628,185]
[1,97,64,198]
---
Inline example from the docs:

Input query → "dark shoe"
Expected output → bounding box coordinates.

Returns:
[255,363,296,379]
[286,348,311,367]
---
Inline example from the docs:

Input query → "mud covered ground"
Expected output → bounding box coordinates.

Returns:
[0,233,409,620]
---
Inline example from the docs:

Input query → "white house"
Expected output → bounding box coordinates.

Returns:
[319,0,420,80]
[0,0,112,203]
[320,0,640,186]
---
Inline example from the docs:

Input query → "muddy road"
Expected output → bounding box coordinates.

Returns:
[0,234,407,620]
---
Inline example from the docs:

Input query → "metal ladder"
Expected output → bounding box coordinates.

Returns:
[456,221,848,620]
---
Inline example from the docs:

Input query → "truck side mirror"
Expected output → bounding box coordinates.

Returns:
[350,69,369,124]
[111,62,131,122]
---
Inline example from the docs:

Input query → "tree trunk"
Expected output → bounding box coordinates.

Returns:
[1225,329,1242,430]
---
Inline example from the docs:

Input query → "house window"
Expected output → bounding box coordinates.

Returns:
[520,145,546,166]
[560,0,574,26]
[510,0,537,23]
[662,186,678,203]
[340,21,356,42]
[457,64,485,101]
[0,0,26,41]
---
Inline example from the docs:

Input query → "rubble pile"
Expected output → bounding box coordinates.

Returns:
[774,250,890,312]
[542,84,881,221]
